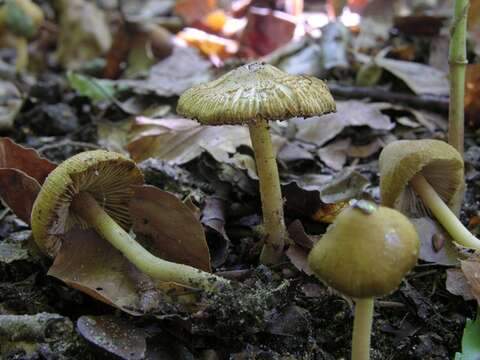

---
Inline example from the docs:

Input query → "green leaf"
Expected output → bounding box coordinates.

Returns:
[455,312,480,360]
[67,72,127,102]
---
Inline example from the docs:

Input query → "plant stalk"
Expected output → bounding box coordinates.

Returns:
[448,0,469,157]
[248,119,286,264]
[410,174,480,249]
[72,192,229,290]
[352,297,374,360]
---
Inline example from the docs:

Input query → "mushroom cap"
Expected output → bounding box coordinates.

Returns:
[308,201,419,298]
[31,150,144,257]
[177,62,336,125]
[379,139,464,213]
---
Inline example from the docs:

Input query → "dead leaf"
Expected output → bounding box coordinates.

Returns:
[201,196,230,268]
[445,268,475,301]
[241,7,296,57]
[293,101,395,146]
[409,218,459,266]
[56,0,112,69]
[375,56,449,96]
[0,80,22,130]
[127,117,251,166]
[0,169,40,225]
[177,28,238,63]
[311,201,349,223]
[130,185,211,272]
[317,138,350,170]
[121,46,213,97]
[174,0,216,25]
[0,137,56,184]
[77,316,147,360]
[461,254,480,304]
[285,245,313,276]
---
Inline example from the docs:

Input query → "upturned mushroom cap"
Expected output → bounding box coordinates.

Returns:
[31,150,144,257]
[308,201,419,298]
[379,139,464,213]
[177,62,336,125]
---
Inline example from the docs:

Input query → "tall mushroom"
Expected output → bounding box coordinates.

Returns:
[379,139,480,250]
[31,150,228,290]
[177,62,336,264]
[308,200,419,360]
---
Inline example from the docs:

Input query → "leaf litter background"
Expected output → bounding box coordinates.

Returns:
[1,0,480,359]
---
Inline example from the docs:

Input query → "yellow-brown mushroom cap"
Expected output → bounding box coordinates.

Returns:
[30,150,144,257]
[308,201,419,298]
[176,62,336,125]
[379,139,464,213]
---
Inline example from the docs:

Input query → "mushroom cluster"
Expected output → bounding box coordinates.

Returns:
[178,61,336,264]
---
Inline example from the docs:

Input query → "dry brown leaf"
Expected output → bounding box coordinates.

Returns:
[174,0,216,25]
[293,101,394,146]
[461,255,480,304]
[374,56,449,96]
[241,7,296,57]
[445,268,475,301]
[127,117,251,165]
[130,185,211,272]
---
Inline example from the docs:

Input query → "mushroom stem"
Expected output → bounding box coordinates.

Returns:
[410,174,480,249]
[71,192,229,290]
[248,118,286,264]
[15,36,28,72]
[351,297,374,360]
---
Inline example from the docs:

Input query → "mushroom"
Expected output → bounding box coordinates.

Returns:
[177,62,336,264]
[308,200,419,360]
[379,139,480,250]
[0,0,44,71]
[31,150,228,290]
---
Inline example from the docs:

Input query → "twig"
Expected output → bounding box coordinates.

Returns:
[327,83,449,113]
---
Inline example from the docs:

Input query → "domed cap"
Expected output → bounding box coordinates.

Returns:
[308,200,419,298]
[177,62,336,125]
[379,139,464,213]
[31,150,144,257]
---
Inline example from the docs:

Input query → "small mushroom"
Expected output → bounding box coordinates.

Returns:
[0,0,44,71]
[177,61,336,264]
[308,200,419,360]
[31,150,228,290]
[379,139,480,250]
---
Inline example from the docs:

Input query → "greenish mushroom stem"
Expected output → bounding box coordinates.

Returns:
[448,0,469,157]
[72,192,229,291]
[410,174,480,249]
[248,118,286,265]
[352,297,374,360]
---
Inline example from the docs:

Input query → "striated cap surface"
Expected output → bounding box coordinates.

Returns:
[379,139,464,213]
[31,150,144,257]
[308,201,419,298]
[177,62,336,125]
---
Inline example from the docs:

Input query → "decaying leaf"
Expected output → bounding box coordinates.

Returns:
[460,254,480,305]
[130,185,211,272]
[446,268,475,301]
[0,138,57,224]
[293,101,394,146]
[121,46,213,97]
[77,315,147,360]
[410,218,459,266]
[374,56,449,96]
[201,196,230,268]
[127,117,251,165]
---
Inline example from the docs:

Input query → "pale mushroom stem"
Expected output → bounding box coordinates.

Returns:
[351,297,374,360]
[248,118,286,264]
[16,37,29,72]
[71,192,229,290]
[410,174,480,249]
